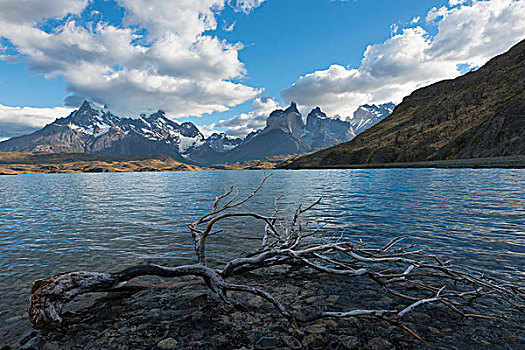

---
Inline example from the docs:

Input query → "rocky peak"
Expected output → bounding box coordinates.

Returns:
[308,107,324,116]
[244,130,261,142]
[179,122,202,138]
[57,100,117,136]
[266,102,305,135]
[284,101,299,114]
[148,110,166,119]
[70,100,102,122]
[77,100,97,114]
[306,107,328,130]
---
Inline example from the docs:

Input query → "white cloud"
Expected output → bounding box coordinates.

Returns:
[282,0,525,117]
[229,0,265,14]
[203,97,281,138]
[390,23,399,35]
[0,0,264,117]
[0,104,74,139]
[223,20,237,32]
[426,6,450,22]
[449,0,469,6]
[0,0,87,24]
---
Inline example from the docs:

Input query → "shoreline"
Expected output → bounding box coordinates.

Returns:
[283,155,525,170]
[1,153,524,176]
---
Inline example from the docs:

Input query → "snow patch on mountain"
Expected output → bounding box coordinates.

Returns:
[347,103,395,135]
[206,132,242,153]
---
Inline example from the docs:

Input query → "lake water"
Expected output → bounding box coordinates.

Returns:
[1,169,524,338]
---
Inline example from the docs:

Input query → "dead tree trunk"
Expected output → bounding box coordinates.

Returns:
[29,175,525,338]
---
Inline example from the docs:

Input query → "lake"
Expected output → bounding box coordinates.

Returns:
[1,169,524,340]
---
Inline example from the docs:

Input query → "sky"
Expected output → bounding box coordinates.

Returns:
[0,0,524,140]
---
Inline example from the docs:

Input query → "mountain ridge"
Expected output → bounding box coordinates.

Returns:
[0,101,219,164]
[0,100,394,165]
[222,102,394,163]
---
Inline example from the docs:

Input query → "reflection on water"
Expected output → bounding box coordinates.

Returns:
[0,169,524,325]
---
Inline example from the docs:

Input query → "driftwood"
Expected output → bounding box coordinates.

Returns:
[29,175,525,338]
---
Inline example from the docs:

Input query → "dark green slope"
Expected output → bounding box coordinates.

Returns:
[286,39,525,168]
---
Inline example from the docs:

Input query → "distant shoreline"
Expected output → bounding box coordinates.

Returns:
[0,152,202,175]
[1,153,524,175]
[283,155,525,170]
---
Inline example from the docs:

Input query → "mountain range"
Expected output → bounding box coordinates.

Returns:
[0,100,394,165]
[286,38,525,168]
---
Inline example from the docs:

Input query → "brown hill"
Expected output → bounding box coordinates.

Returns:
[0,152,201,175]
[286,39,525,168]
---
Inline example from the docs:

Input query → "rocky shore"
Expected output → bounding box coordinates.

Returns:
[2,267,524,349]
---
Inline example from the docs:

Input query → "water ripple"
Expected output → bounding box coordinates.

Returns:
[0,169,524,322]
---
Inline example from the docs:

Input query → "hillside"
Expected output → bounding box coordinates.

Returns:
[286,39,525,168]
[0,152,201,175]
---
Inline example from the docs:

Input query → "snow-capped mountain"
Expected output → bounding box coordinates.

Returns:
[347,103,396,135]
[224,103,351,163]
[0,100,395,166]
[223,102,395,163]
[0,100,215,163]
[205,133,242,153]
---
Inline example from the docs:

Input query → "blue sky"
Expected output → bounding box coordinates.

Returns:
[0,0,524,139]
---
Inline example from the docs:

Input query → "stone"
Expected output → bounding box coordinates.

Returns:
[428,327,441,334]
[348,317,362,329]
[42,343,61,350]
[248,296,265,308]
[318,319,338,328]
[19,330,37,345]
[381,297,394,305]
[190,340,209,348]
[212,336,229,348]
[255,337,281,349]
[339,335,360,349]
[326,295,340,303]
[366,337,393,350]
[282,336,302,349]
[118,326,130,334]
[157,337,178,350]
[304,324,327,334]
[304,296,318,304]
[191,311,204,321]
[247,332,263,343]
[302,334,326,349]
[20,336,44,350]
